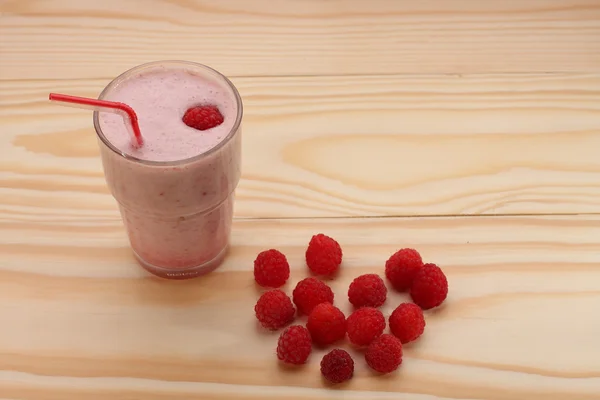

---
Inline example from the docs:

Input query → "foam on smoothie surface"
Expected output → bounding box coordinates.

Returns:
[99,66,237,162]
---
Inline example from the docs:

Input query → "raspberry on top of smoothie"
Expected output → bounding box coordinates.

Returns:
[182,105,224,131]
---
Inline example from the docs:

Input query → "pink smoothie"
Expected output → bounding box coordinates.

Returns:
[94,61,242,279]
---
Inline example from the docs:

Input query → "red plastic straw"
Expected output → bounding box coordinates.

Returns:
[49,93,143,147]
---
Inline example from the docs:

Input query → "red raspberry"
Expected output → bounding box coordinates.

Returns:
[389,303,426,343]
[276,325,312,365]
[365,334,403,374]
[182,105,224,131]
[410,263,448,310]
[292,277,334,315]
[346,307,386,346]
[254,289,295,330]
[253,249,290,288]
[306,302,346,346]
[305,234,342,276]
[348,274,387,308]
[385,248,423,291]
[320,349,354,384]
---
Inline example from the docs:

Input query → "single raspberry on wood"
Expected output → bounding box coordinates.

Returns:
[410,263,448,310]
[348,274,387,308]
[306,302,346,346]
[385,248,423,291]
[276,325,312,365]
[389,303,426,344]
[253,249,290,288]
[365,334,403,374]
[292,277,334,315]
[254,289,295,330]
[346,307,386,346]
[305,233,342,276]
[320,349,354,384]
[182,105,224,131]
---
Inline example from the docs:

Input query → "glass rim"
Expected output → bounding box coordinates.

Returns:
[93,60,243,167]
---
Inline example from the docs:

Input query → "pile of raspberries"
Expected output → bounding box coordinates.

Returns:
[253,233,448,384]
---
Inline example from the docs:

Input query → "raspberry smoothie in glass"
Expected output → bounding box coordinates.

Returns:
[93,61,242,279]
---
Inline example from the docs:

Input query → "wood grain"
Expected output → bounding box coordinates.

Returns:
[1,215,599,399]
[2,73,600,218]
[1,0,600,80]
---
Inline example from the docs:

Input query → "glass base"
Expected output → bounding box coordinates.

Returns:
[133,245,229,280]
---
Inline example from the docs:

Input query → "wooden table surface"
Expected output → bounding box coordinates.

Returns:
[1,1,600,399]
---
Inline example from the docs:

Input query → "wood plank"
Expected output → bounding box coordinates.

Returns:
[1,215,599,399]
[2,73,600,218]
[1,0,600,79]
